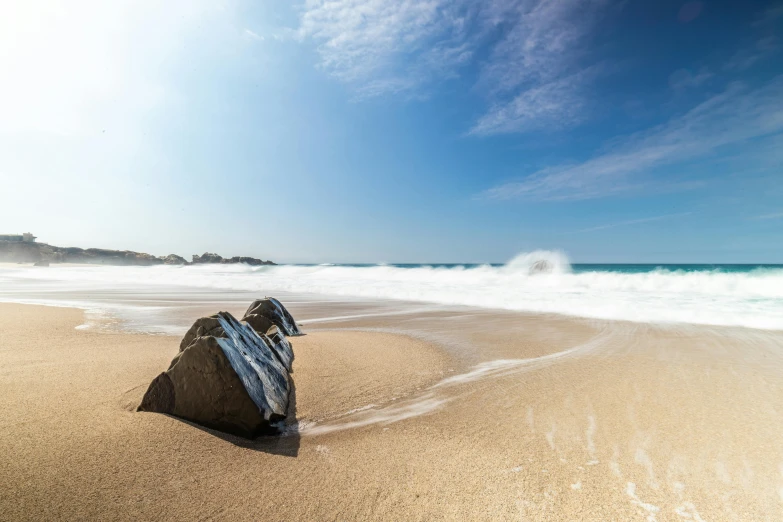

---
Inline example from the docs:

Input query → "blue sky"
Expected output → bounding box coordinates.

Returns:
[0,0,781,263]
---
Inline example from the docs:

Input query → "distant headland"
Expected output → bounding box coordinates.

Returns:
[0,233,274,266]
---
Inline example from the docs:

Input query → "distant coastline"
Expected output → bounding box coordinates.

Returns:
[0,240,275,267]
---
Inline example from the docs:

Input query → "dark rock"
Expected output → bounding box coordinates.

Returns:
[191,252,275,266]
[242,297,303,336]
[179,314,294,372]
[33,261,49,267]
[224,256,276,266]
[529,260,553,274]
[192,252,223,264]
[138,312,290,438]
[242,314,275,337]
[138,373,175,413]
[264,325,294,372]
[178,315,226,352]
[162,254,187,265]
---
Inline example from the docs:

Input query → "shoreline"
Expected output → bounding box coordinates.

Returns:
[1,289,782,341]
[0,303,460,520]
[2,260,783,331]
[3,302,783,520]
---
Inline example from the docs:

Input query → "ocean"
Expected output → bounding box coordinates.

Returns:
[1,250,783,331]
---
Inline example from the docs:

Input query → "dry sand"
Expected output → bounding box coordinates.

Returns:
[2,303,783,521]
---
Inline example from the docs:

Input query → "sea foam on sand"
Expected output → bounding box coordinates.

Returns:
[2,250,783,329]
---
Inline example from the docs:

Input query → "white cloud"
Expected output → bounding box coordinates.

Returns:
[298,0,475,98]
[244,29,264,41]
[578,212,693,233]
[481,76,783,201]
[297,0,612,130]
[476,0,607,96]
[470,64,602,135]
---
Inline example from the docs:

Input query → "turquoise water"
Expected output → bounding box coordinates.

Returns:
[1,253,782,330]
[319,263,783,273]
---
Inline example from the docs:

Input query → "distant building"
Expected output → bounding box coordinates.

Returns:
[0,232,37,243]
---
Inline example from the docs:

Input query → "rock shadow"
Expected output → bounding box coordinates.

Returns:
[161,378,300,457]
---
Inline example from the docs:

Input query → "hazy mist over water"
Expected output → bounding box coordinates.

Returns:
[2,251,782,331]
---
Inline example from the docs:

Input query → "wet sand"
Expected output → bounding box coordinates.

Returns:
[2,303,783,520]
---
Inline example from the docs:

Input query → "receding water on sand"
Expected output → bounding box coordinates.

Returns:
[4,261,783,519]
[299,327,614,435]
[3,251,783,329]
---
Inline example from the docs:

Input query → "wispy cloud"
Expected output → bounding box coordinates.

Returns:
[723,4,782,71]
[668,67,712,91]
[578,212,693,232]
[469,0,612,135]
[470,64,603,135]
[297,0,476,98]
[244,29,264,41]
[753,4,783,27]
[297,0,613,131]
[723,38,779,71]
[481,75,783,201]
[755,212,783,220]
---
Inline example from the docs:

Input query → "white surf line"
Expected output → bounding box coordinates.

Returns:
[298,327,614,436]
[297,307,441,324]
[626,482,660,522]
[301,395,449,436]
[433,328,612,388]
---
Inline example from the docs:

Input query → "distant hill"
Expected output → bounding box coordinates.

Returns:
[0,241,275,267]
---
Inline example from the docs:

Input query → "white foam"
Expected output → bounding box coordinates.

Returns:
[299,328,611,435]
[433,330,609,388]
[674,502,705,521]
[301,394,449,436]
[342,404,377,415]
[586,414,597,458]
[2,250,783,329]
[297,308,433,324]
[626,482,660,521]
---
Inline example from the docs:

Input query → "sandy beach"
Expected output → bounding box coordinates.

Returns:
[2,301,783,521]
[4,0,782,517]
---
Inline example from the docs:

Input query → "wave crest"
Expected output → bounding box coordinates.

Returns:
[504,250,571,275]
[2,252,783,330]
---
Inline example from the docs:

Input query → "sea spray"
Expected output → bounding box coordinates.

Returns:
[2,251,783,330]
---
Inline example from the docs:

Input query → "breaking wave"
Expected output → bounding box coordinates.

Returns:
[1,250,783,330]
